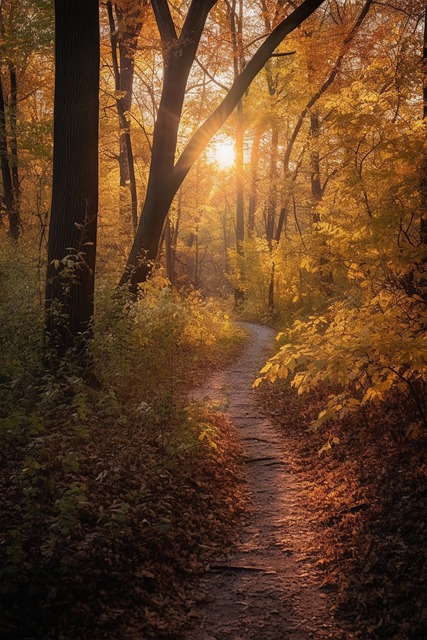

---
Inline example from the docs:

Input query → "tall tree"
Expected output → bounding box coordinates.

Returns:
[45,0,100,355]
[119,0,326,290]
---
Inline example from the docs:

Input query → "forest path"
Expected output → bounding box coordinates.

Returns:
[186,323,351,640]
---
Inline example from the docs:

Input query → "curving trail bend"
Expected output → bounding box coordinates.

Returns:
[187,323,352,640]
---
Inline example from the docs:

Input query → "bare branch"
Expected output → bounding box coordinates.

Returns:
[271,50,296,57]
[195,55,229,92]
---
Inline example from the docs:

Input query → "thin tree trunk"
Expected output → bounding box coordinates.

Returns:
[194,222,199,289]
[165,216,175,287]
[235,109,244,245]
[310,110,333,293]
[248,125,263,235]
[0,70,18,240]
[266,124,279,247]
[310,111,322,219]
[234,99,245,304]
[107,1,143,236]
[421,4,427,246]
[8,61,20,205]
[267,123,279,309]
[230,0,245,304]
[165,186,181,287]
[275,207,287,243]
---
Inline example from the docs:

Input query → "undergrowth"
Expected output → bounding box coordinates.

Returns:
[0,253,247,638]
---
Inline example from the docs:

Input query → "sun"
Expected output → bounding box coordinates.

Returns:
[214,140,235,168]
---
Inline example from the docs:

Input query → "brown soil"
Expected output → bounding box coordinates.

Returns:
[186,323,355,640]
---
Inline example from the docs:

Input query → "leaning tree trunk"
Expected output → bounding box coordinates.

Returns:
[45,0,99,356]
[119,0,326,291]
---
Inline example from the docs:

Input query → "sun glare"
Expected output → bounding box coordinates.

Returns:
[214,141,235,168]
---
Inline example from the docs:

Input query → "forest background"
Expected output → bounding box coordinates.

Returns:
[0,0,426,638]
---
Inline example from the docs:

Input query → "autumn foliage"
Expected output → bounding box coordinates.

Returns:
[0,0,426,638]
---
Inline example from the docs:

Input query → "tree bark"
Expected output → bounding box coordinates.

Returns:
[248,125,264,234]
[107,0,144,236]
[119,0,326,290]
[8,61,19,205]
[229,0,245,304]
[45,0,99,355]
[310,109,333,293]
[267,123,279,309]
[421,3,427,246]
[266,124,279,247]
[120,0,218,288]
[310,111,322,218]
[0,69,18,240]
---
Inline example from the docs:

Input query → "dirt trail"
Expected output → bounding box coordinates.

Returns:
[187,323,352,640]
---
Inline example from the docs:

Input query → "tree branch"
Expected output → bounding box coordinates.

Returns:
[151,0,177,43]
[271,50,296,57]
[283,0,374,170]
[173,0,326,189]
[180,0,218,46]
[195,55,229,91]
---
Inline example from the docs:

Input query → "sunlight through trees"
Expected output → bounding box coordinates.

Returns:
[0,1,426,638]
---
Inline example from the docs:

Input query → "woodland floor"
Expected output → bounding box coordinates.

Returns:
[185,323,353,640]
[1,323,425,638]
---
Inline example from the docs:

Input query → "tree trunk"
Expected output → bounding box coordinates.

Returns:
[421,4,427,246]
[45,0,99,356]
[310,110,333,293]
[107,0,144,237]
[230,0,245,305]
[164,216,175,287]
[165,185,181,287]
[275,206,287,243]
[120,0,326,290]
[266,123,279,247]
[248,125,263,235]
[0,70,18,240]
[310,111,322,219]
[119,0,218,289]
[234,99,245,305]
[267,123,279,309]
[8,61,19,205]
